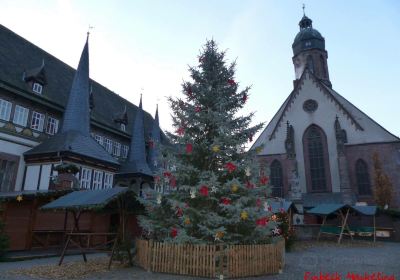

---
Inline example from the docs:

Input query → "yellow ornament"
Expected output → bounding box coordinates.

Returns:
[255,146,263,154]
[231,184,239,193]
[16,195,23,202]
[212,145,220,152]
[215,231,224,240]
[184,217,191,225]
[240,211,249,220]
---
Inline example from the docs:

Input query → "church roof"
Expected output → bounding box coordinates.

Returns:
[0,24,163,143]
[251,69,399,152]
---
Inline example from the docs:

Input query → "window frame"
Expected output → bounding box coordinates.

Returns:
[46,116,59,135]
[270,159,284,198]
[0,99,12,121]
[103,172,113,189]
[30,111,45,132]
[113,142,121,157]
[80,167,92,189]
[92,170,103,190]
[355,159,372,196]
[32,82,43,94]
[104,138,112,153]
[13,105,29,127]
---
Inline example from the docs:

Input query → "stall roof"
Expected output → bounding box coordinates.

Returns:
[41,187,130,211]
[270,199,299,214]
[307,204,377,216]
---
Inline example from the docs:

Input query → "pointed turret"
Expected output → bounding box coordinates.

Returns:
[119,95,152,176]
[149,105,161,172]
[24,35,119,167]
[61,36,90,136]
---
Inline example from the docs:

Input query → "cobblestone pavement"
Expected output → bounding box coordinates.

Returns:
[1,242,399,280]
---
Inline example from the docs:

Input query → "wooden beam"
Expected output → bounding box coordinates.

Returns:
[338,208,350,244]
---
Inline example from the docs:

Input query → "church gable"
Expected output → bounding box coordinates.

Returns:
[253,70,399,156]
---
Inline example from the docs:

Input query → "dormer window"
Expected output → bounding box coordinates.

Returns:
[32,82,43,94]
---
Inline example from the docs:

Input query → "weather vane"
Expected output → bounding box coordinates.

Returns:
[87,25,94,37]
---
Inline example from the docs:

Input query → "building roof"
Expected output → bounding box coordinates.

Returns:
[41,187,131,211]
[24,131,119,166]
[0,24,162,142]
[119,96,152,176]
[292,15,325,56]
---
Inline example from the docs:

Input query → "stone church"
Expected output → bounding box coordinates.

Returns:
[252,14,400,213]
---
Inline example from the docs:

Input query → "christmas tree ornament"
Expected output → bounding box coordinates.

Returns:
[171,227,178,238]
[208,85,212,91]
[215,231,224,241]
[176,127,185,136]
[255,146,263,154]
[16,195,23,202]
[256,217,268,227]
[256,198,262,208]
[263,202,270,212]
[199,185,209,196]
[272,227,281,235]
[195,106,201,113]
[176,207,183,217]
[156,194,162,204]
[171,165,177,172]
[186,86,193,98]
[190,188,196,198]
[242,93,248,103]
[184,217,191,225]
[240,211,249,220]
[211,186,217,193]
[163,171,172,177]
[227,79,236,86]
[231,184,239,193]
[186,143,193,154]
[271,214,277,221]
[280,208,285,213]
[212,145,220,152]
[260,176,269,185]
[245,167,251,177]
[221,197,231,205]
[246,181,254,189]
[225,162,237,173]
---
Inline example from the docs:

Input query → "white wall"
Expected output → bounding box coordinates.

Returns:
[0,131,39,191]
[24,165,40,190]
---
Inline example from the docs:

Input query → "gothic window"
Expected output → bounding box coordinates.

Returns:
[320,55,327,78]
[307,55,314,73]
[356,159,372,195]
[304,125,329,191]
[270,160,283,198]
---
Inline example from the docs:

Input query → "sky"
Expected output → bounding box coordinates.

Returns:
[2,0,400,141]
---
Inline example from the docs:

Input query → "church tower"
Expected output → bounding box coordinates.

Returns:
[292,11,331,87]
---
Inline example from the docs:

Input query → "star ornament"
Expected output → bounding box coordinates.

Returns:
[240,211,249,220]
[212,145,220,152]
[245,167,251,177]
[211,186,217,193]
[231,184,239,193]
[272,227,281,235]
[16,195,23,202]
[190,188,196,199]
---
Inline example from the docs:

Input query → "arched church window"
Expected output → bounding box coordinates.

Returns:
[307,55,314,73]
[320,55,327,78]
[270,160,283,198]
[356,159,372,195]
[304,125,329,191]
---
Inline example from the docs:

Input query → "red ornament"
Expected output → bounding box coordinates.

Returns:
[242,93,248,103]
[228,79,236,86]
[186,143,193,154]
[176,127,185,136]
[171,227,178,238]
[195,106,201,113]
[199,185,209,196]
[256,198,262,208]
[221,197,231,205]
[256,217,268,227]
[176,207,183,217]
[246,181,255,189]
[225,162,237,173]
[170,176,177,188]
[163,171,172,178]
[260,176,269,186]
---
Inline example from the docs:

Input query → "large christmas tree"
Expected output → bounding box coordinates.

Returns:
[139,40,279,244]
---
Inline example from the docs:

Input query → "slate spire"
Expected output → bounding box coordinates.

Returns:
[61,35,90,136]
[149,104,160,172]
[121,95,152,175]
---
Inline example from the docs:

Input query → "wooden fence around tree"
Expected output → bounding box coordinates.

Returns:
[135,239,285,278]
